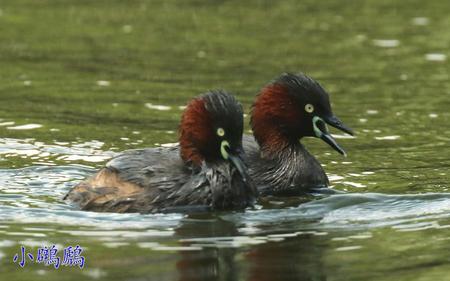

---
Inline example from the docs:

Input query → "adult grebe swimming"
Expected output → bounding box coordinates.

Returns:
[244,73,354,196]
[65,91,256,213]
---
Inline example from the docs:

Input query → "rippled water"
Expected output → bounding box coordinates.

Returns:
[1,0,450,280]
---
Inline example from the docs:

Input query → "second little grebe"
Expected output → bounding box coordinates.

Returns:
[64,91,256,213]
[244,73,354,196]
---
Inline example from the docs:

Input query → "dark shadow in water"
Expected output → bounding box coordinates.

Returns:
[175,215,239,281]
[245,234,327,281]
[173,214,327,281]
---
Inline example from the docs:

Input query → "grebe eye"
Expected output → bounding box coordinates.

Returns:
[217,128,225,137]
[220,140,230,160]
[305,104,314,113]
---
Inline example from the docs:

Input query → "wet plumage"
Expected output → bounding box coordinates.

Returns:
[64,91,256,213]
[245,73,353,196]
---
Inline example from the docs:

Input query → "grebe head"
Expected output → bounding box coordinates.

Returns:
[251,73,353,156]
[180,90,250,182]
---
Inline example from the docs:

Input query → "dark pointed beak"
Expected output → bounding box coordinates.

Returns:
[320,132,347,156]
[313,115,353,156]
[322,115,354,136]
[222,142,253,184]
[227,152,252,184]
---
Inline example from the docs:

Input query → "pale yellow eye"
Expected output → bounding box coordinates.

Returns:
[305,104,314,113]
[217,128,225,137]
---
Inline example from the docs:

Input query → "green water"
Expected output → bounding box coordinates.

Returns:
[1,0,450,280]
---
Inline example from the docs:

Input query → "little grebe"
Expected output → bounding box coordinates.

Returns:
[244,73,353,196]
[65,91,257,213]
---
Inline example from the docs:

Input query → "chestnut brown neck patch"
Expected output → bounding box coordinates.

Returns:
[179,91,244,167]
[251,84,302,154]
[179,98,213,166]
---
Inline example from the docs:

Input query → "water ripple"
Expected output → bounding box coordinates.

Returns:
[1,163,449,240]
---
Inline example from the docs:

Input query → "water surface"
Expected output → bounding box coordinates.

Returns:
[1,0,450,280]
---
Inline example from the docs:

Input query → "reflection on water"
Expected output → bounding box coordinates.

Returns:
[425,53,447,62]
[1,135,449,232]
[1,0,450,280]
[6,124,43,130]
[0,135,449,280]
[0,121,450,280]
[0,138,115,166]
